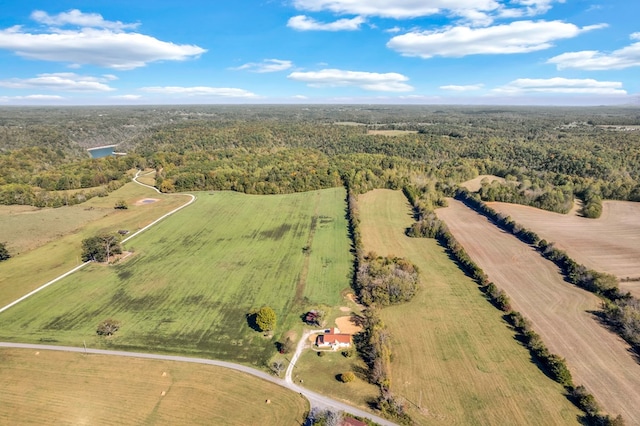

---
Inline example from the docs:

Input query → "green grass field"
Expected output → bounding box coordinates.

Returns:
[0,348,308,425]
[0,180,190,307]
[0,188,351,367]
[293,348,379,410]
[358,189,580,425]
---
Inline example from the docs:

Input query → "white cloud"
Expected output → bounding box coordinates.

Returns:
[547,33,640,70]
[140,86,259,98]
[292,95,308,99]
[233,59,293,73]
[111,94,141,100]
[291,0,563,24]
[440,84,484,91]
[292,0,497,19]
[31,9,139,31]
[287,69,413,92]
[287,15,365,31]
[0,73,116,91]
[388,20,606,58]
[0,94,65,102]
[494,77,626,95]
[0,10,206,70]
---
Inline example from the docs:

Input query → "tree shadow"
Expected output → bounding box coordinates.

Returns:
[245,312,261,332]
[587,309,640,364]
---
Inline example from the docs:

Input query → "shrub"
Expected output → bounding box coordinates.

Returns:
[340,372,355,383]
[96,318,120,336]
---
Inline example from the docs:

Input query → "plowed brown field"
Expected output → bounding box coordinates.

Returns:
[487,200,640,297]
[437,199,640,423]
[358,190,580,425]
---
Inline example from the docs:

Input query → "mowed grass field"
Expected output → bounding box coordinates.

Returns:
[0,188,351,366]
[487,200,640,297]
[358,190,580,425]
[437,198,640,424]
[0,180,190,307]
[0,348,307,425]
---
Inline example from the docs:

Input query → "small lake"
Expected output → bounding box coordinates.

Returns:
[88,146,116,159]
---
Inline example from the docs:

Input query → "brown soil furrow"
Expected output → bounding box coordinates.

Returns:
[486,200,640,295]
[437,198,640,423]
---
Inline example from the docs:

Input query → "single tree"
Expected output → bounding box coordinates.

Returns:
[256,306,277,332]
[270,359,285,377]
[0,242,10,262]
[114,199,128,209]
[97,318,121,336]
[81,234,122,262]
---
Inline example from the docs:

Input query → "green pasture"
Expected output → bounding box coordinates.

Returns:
[0,188,351,366]
[0,181,189,307]
[358,189,580,425]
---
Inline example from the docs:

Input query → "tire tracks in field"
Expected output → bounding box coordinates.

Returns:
[436,198,640,423]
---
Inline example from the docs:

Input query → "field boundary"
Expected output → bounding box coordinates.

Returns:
[0,170,195,314]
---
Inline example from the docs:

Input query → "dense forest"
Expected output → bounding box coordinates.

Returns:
[1,105,639,209]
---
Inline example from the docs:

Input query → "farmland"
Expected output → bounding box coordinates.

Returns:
[357,189,580,425]
[436,198,640,423]
[0,348,307,425]
[486,200,640,297]
[0,188,351,366]
[0,180,189,307]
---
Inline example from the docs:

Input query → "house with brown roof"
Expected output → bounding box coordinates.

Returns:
[316,328,351,350]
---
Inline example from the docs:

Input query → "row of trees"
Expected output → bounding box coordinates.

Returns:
[345,187,412,424]
[455,188,640,356]
[403,185,625,425]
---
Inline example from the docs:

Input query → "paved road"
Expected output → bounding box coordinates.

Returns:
[0,173,395,425]
[0,342,396,426]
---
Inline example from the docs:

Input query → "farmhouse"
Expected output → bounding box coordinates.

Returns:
[316,328,351,350]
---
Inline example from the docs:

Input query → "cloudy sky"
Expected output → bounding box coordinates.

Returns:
[0,0,638,105]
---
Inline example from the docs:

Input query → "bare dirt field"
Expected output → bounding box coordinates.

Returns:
[460,175,506,192]
[487,200,640,296]
[334,316,362,334]
[437,198,640,423]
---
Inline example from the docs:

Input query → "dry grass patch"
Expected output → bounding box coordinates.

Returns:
[460,175,506,192]
[0,348,307,425]
[357,189,580,425]
[437,198,640,423]
[487,200,640,294]
[366,130,418,136]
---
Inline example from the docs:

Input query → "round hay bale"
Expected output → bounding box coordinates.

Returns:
[265,399,271,404]
[161,391,166,396]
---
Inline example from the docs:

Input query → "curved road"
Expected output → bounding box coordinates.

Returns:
[0,173,395,425]
[0,342,395,426]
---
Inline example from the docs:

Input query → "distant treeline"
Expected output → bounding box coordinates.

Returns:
[1,106,640,212]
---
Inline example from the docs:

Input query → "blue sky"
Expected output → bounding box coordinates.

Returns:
[0,0,638,105]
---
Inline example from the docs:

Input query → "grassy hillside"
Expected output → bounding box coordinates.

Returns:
[358,189,580,425]
[0,188,351,366]
[0,180,189,307]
